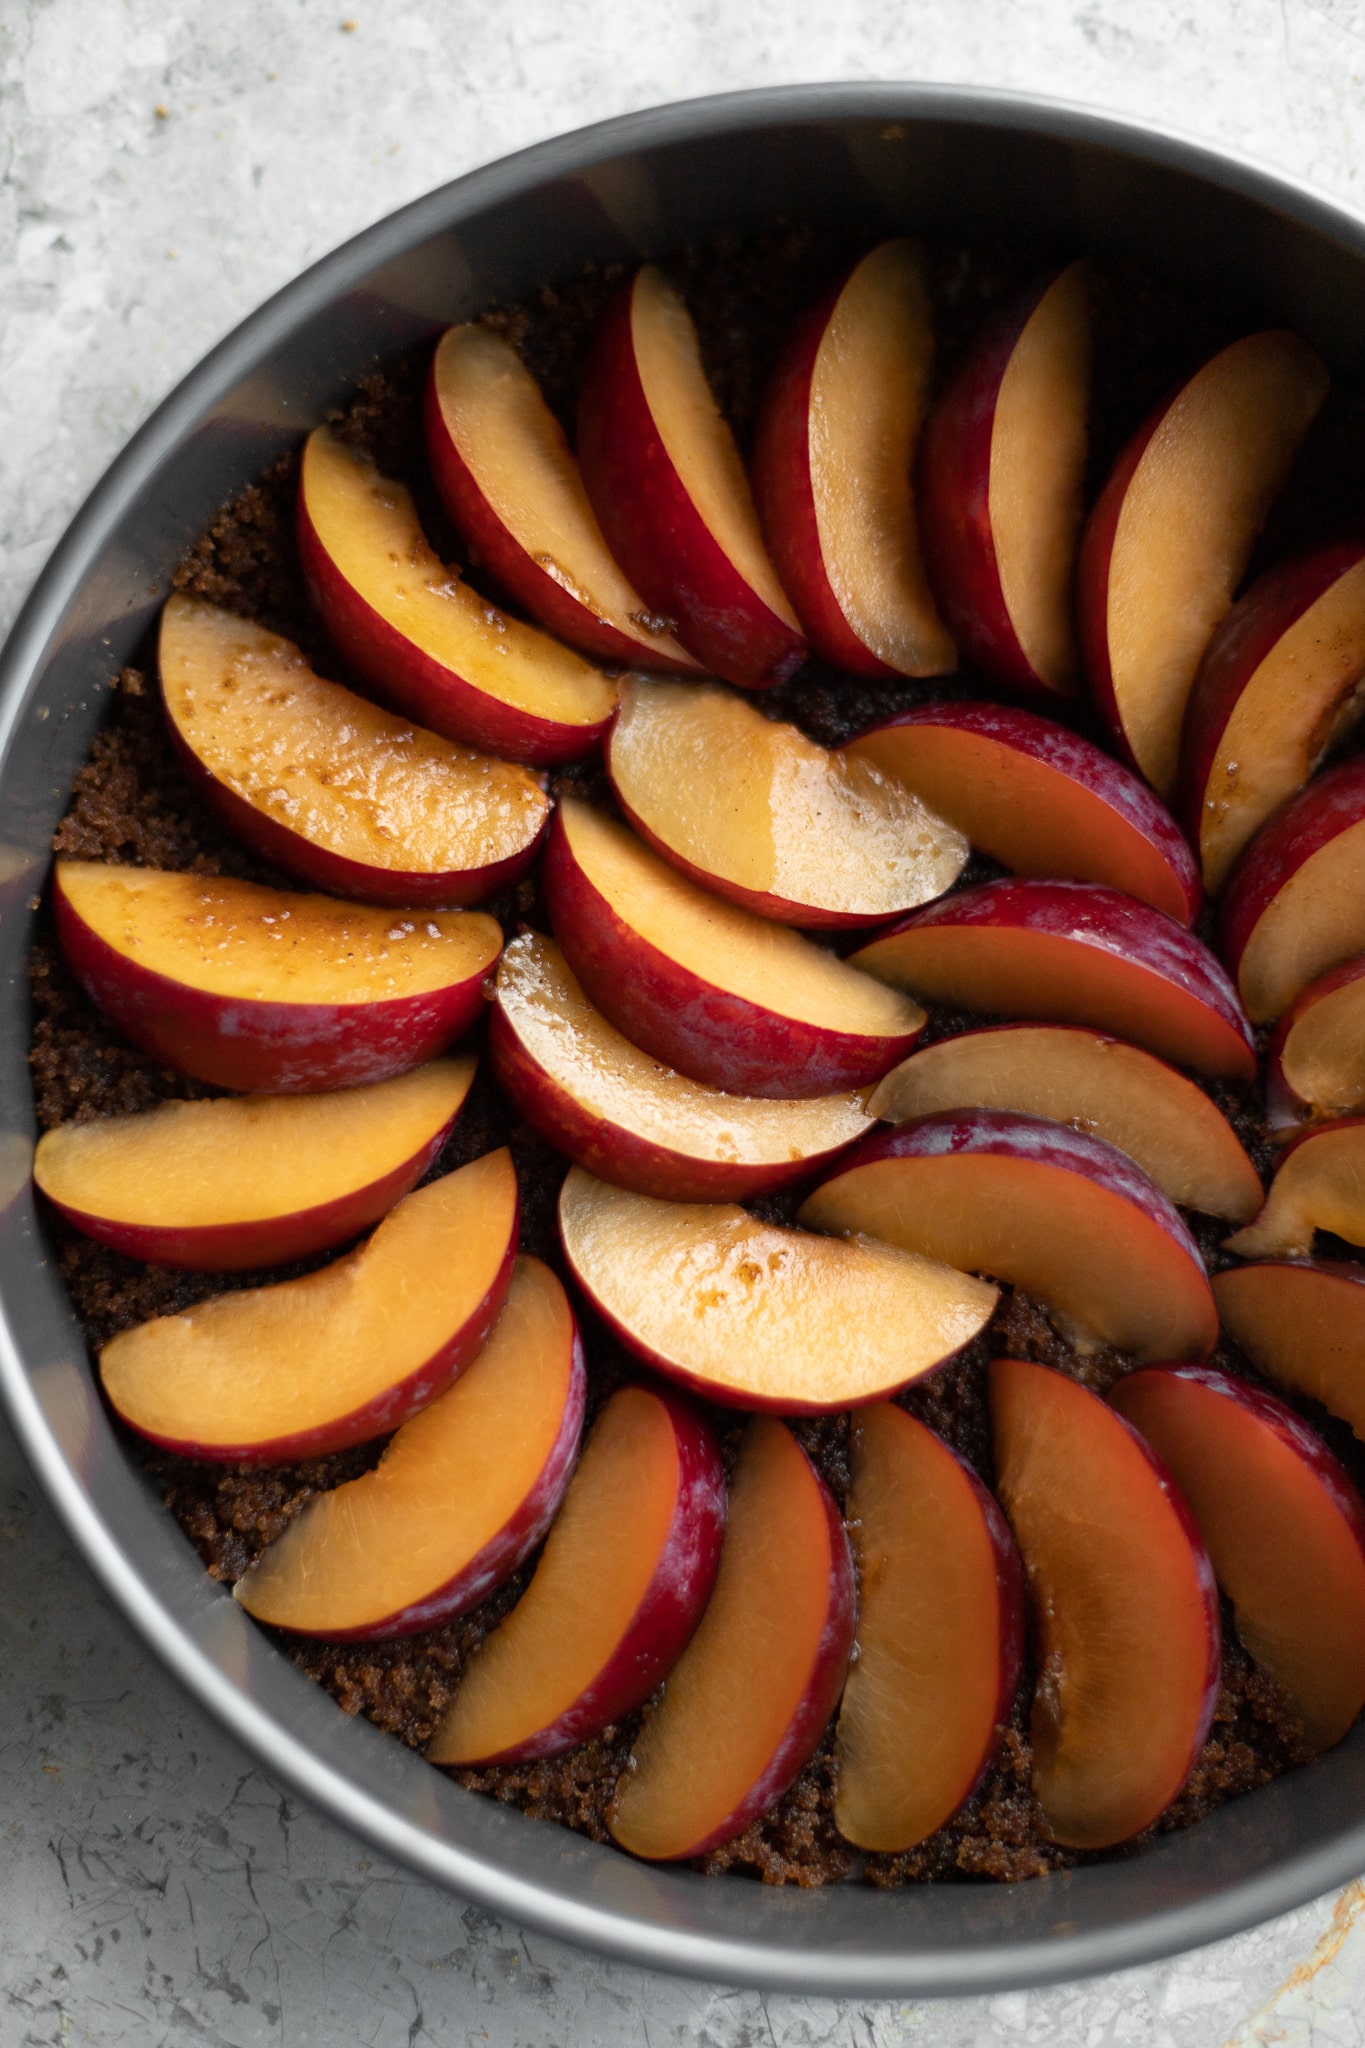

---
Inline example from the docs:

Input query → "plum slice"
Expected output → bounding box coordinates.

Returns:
[99,1149,518,1463]
[1078,328,1327,796]
[159,595,549,904]
[425,321,698,672]
[919,261,1089,695]
[843,699,1199,925]
[543,799,924,1097]
[1224,1119,1365,1259]
[849,878,1255,1082]
[833,1404,1024,1851]
[1220,755,1365,1023]
[53,860,502,1094]
[428,1384,724,1763]
[991,1356,1220,1848]
[1180,542,1365,892]
[234,1256,583,1638]
[490,930,873,1202]
[1267,958,1365,1131]
[1112,1364,1365,1751]
[752,239,954,678]
[558,1167,997,1412]
[869,1024,1260,1222]
[33,1055,474,1270]
[1213,1260,1365,1440]
[608,1415,854,1861]
[607,676,966,928]
[577,266,806,688]
[799,1109,1218,1361]
[298,426,616,765]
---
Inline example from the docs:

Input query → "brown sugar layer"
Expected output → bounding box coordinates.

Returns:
[27,227,1355,1887]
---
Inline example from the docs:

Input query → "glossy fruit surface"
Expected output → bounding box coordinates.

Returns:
[799,1109,1218,1361]
[100,1150,519,1463]
[1213,1260,1365,1440]
[490,930,873,1201]
[428,1383,724,1761]
[33,1056,475,1269]
[1180,542,1365,892]
[577,266,806,687]
[752,239,954,678]
[607,1415,854,1861]
[559,1167,998,1411]
[299,426,616,764]
[833,1403,1024,1851]
[234,1256,584,1637]
[1112,1364,1365,1751]
[544,799,924,1096]
[1224,1119,1365,1259]
[851,877,1255,1081]
[54,860,502,1093]
[159,594,548,903]
[607,676,966,928]
[426,321,699,671]
[991,1356,1220,1849]
[843,699,1199,923]
[869,1025,1260,1221]
[1266,958,1365,1131]
[1078,330,1327,795]
[1220,755,1365,1024]
[919,262,1089,694]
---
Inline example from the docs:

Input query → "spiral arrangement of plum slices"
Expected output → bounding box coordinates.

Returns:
[37,240,1365,1869]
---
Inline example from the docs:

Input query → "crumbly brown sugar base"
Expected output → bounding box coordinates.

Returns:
[32,226,1356,1887]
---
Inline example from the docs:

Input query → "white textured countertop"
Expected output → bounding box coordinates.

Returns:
[7,3,1365,2040]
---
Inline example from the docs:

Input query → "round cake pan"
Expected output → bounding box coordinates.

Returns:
[4,82,1365,1999]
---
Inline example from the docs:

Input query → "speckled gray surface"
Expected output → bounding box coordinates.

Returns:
[8,3,1365,2041]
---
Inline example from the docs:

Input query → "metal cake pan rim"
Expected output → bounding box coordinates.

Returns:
[4,79,1365,1996]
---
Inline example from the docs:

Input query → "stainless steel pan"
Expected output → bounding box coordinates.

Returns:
[5,82,1365,1996]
